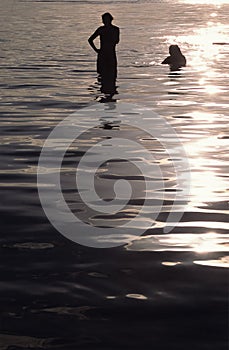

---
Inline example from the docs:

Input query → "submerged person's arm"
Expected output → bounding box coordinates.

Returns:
[88,28,100,53]
[162,56,171,64]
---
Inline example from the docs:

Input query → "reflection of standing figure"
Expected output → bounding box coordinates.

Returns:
[88,13,120,97]
[162,45,186,71]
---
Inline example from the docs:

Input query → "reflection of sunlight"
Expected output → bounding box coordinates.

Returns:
[194,232,222,252]
[162,261,181,266]
[127,232,229,253]
[194,256,229,268]
[189,171,224,204]
[182,0,228,4]
[167,22,228,74]
[188,165,226,206]
[184,111,218,121]
[168,23,228,51]
[198,78,221,94]
[204,85,221,94]
[188,25,226,64]
[183,134,227,206]
[126,294,148,300]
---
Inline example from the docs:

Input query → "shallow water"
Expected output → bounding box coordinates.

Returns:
[0,0,228,349]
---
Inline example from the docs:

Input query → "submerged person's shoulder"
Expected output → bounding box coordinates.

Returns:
[178,54,186,66]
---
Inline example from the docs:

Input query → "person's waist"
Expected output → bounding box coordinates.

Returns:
[100,46,116,51]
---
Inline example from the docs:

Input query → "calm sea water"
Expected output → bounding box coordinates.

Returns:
[0,0,228,349]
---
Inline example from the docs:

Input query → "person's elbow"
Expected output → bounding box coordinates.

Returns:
[88,37,93,45]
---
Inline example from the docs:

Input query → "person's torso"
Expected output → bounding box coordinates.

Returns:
[99,25,119,51]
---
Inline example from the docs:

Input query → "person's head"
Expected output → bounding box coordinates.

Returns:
[169,45,182,56]
[102,12,113,25]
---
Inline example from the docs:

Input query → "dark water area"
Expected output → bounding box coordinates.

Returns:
[0,0,228,349]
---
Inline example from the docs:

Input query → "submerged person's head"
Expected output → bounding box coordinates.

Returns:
[169,45,182,56]
[102,12,113,25]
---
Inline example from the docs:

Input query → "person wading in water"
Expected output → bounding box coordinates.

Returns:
[88,12,120,100]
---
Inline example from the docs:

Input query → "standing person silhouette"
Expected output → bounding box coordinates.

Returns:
[88,13,120,99]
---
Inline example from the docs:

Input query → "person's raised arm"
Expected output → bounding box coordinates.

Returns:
[88,28,100,53]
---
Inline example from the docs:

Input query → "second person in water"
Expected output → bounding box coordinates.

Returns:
[162,45,186,71]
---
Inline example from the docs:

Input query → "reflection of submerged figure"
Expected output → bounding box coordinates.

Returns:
[88,12,120,98]
[162,45,186,71]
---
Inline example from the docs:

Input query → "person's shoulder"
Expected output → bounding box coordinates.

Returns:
[112,25,120,31]
[95,26,104,34]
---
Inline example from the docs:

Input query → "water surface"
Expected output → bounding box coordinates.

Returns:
[0,0,228,349]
